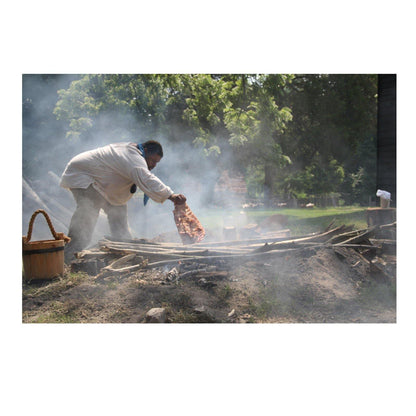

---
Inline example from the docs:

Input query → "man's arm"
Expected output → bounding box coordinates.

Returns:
[131,166,186,205]
[131,167,174,203]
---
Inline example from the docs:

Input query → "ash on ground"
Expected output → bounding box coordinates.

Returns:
[22,241,396,323]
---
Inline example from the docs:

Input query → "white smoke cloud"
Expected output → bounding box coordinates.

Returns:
[22,75,250,245]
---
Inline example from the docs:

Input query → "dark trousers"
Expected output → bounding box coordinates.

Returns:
[65,185,132,261]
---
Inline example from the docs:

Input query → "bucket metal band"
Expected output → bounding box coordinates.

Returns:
[23,246,65,255]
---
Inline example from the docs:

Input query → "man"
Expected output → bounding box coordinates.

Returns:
[60,140,186,262]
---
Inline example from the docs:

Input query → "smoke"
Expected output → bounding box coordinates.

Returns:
[22,75,134,241]
[126,139,250,240]
[22,75,254,245]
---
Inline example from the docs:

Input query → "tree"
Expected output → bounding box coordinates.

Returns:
[53,74,175,142]
[53,74,294,203]
[49,73,377,206]
[275,74,377,204]
[221,75,293,205]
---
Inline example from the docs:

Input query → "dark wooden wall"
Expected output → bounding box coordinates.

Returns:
[377,74,396,206]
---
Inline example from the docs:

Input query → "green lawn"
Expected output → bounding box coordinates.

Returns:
[198,206,368,236]
[283,207,367,235]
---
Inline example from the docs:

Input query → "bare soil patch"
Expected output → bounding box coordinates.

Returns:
[22,244,396,323]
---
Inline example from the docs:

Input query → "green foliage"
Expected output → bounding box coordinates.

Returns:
[303,156,345,195]
[223,105,257,146]
[276,74,377,202]
[245,165,265,198]
[55,74,176,140]
[49,73,378,204]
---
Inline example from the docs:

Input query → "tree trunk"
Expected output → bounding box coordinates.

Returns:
[264,164,273,207]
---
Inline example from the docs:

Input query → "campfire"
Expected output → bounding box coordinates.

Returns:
[24,207,397,324]
[70,218,396,285]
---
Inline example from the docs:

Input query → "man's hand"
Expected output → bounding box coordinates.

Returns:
[168,194,187,205]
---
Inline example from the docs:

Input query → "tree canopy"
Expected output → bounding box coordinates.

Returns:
[24,73,378,206]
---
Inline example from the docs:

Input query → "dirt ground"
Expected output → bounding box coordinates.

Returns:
[22,243,396,324]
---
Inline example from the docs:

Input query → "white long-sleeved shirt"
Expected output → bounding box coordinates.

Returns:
[60,142,174,206]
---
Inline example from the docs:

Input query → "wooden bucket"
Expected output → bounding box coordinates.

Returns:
[22,210,71,281]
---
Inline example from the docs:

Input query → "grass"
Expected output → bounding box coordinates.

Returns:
[198,206,368,236]
[218,284,232,301]
[22,271,88,300]
[24,300,81,323]
[22,271,91,323]
[284,208,368,235]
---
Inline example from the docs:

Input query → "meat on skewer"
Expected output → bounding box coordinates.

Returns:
[173,202,205,244]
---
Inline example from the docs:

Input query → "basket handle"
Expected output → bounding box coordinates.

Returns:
[24,209,70,244]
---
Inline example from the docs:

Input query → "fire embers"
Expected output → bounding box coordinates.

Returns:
[173,202,205,244]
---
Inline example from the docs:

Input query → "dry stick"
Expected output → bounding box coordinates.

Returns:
[100,247,208,260]
[109,241,380,272]
[324,219,336,232]
[332,246,372,266]
[332,243,378,250]
[369,238,396,245]
[100,238,378,274]
[99,239,241,254]
[100,249,248,271]
[114,231,293,251]
[101,245,247,259]
[380,222,396,229]
[187,231,293,248]
[258,240,378,253]
[327,226,376,244]
[264,225,348,250]
[101,243,249,253]
[100,239,252,256]
[76,250,111,259]
[105,237,340,256]
[100,238,211,251]
[98,228,326,252]
[112,246,246,256]
[252,232,354,253]
[100,241,185,253]
[99,241,174,253]
[99,238,183,249]
[144,245,320,269]
[101,227,342,253]
[103,262,146,274]
[102,253,142,271]
[99,226,351,265]
[333,226,378,246]
[107,224,340,247]
[98,225,369,272]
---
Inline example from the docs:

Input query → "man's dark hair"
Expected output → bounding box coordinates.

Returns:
[143,140,163,157]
